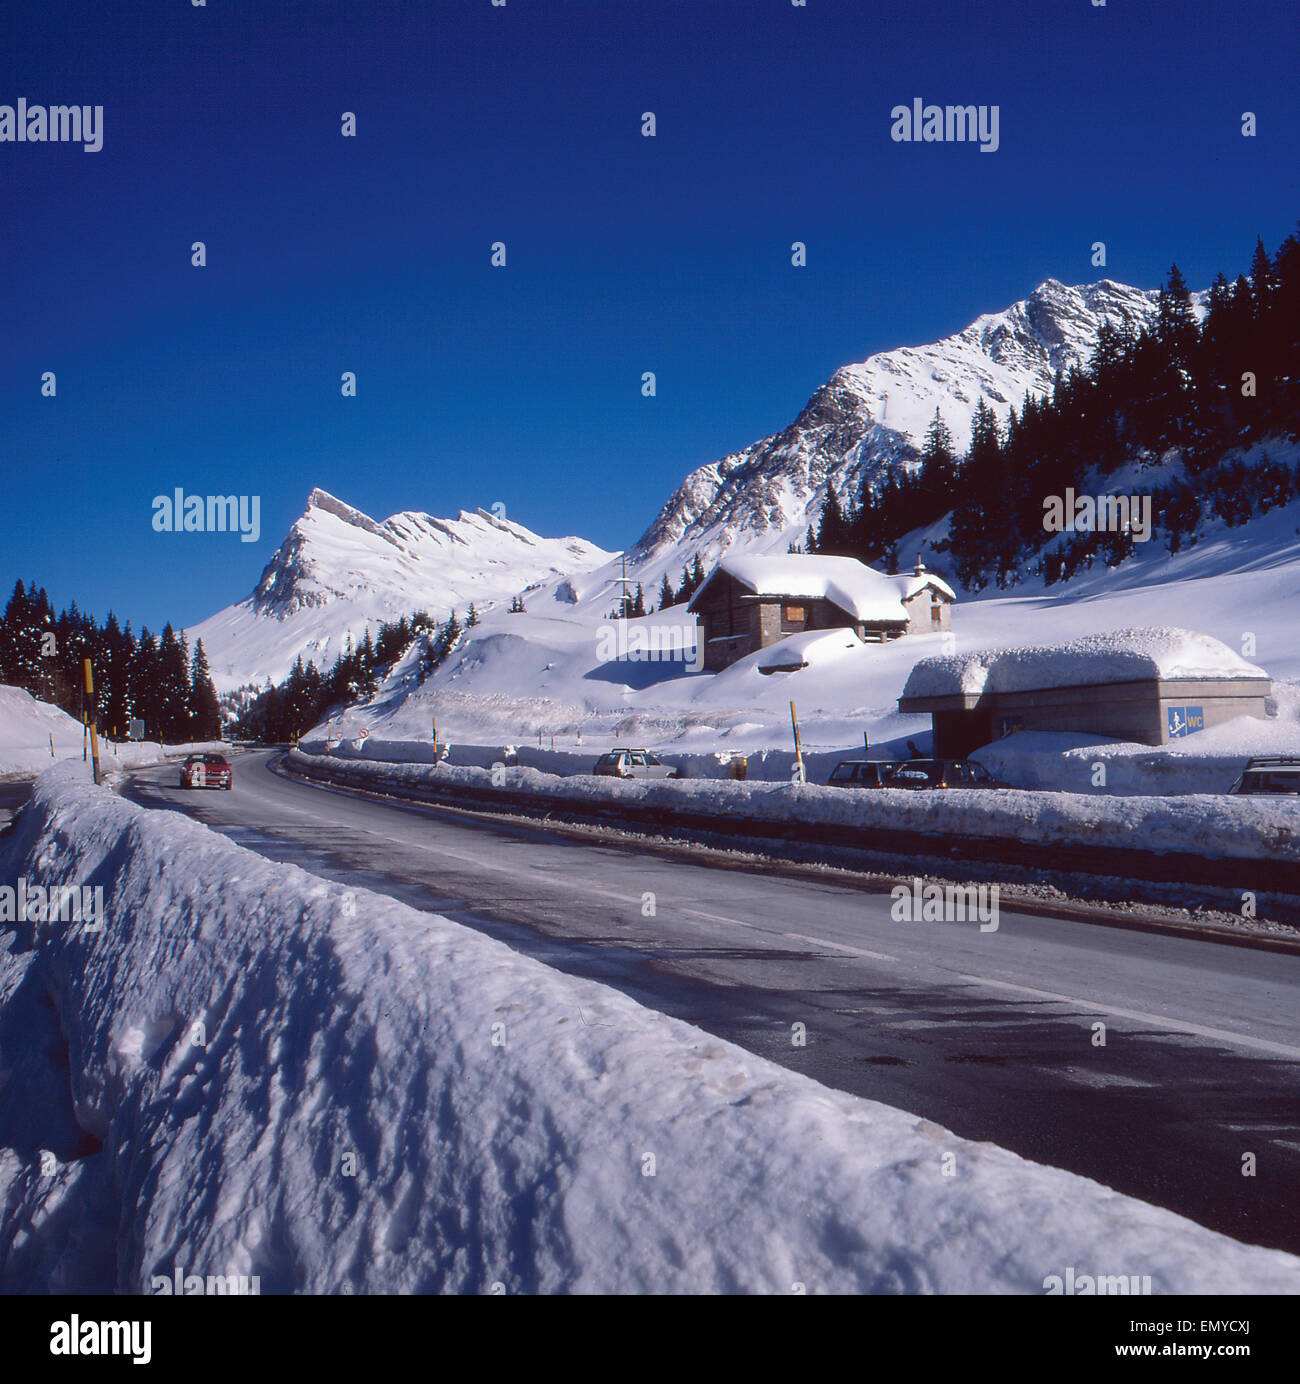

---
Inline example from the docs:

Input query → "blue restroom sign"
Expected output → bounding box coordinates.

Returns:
[1166,705,1204,739]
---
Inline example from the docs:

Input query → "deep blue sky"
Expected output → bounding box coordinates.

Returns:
[2,0,1296,630]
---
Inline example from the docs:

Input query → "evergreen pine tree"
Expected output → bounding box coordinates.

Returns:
[157,624,191,742]
[189,639,223,741]
[1249,235,1275,319]
[132,629,162,741]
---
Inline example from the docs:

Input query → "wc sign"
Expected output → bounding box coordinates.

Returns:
[1166,705,1204,739]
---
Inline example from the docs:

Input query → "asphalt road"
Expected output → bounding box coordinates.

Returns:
[126,750,1300,1255]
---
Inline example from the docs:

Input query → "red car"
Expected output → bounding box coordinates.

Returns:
[179,752,233,790]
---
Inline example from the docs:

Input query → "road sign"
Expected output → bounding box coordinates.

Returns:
[1166,705,1204,739]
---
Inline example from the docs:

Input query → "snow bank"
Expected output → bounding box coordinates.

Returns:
[5,764,1299,1293]
[290,750,1300,866]
[0,686,88,777]
[306,733,897,792]
[904,627,1268,700]
[976,719,1300,796]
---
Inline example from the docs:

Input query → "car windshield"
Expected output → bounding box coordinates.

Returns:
[595,754,619,767]
[644,753,662,766]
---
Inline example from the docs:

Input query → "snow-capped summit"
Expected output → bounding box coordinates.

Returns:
[632,278,1169,568]
[189,491,611,691]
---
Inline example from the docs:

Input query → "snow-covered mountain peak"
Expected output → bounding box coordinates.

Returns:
[631,277,1171,570]
[190,491,611,690]
[305,487,385,535]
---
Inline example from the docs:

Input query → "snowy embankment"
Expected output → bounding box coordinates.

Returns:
[0,684,225,779]
[304,732,872,789]
[290,750,1300,867]
[5,766,1300,1293]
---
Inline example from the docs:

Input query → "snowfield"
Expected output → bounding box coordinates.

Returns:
[4,763,1300,1294]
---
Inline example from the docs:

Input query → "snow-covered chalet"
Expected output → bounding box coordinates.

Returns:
[688,554,956,673]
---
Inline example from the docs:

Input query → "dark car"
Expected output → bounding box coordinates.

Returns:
[883,758,1006,789]
[179,752,233,790]
[827,760,896,788]
[1229,757,1300,795]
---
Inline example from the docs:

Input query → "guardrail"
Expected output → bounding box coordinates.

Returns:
[281,750,1300,907]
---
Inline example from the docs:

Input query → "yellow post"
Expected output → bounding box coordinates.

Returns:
[83,659,102,786]
[790,700,806,784]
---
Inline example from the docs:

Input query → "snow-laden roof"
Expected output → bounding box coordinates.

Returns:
[692,554,950,622]
[892,570,957,602]
[902,627,1269,701]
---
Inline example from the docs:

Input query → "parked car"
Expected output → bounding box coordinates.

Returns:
[826,760,897,788]
[883,758,1006,789]
[1229,757,1300,794]
[179,752,233,790]
[592,748,680,780]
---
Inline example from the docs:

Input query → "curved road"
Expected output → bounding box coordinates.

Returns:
[127,750,1300,1255]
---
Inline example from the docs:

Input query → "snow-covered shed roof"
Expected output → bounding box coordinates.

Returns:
[756,627,864,670]
[690,554,952,623]
[902,627,1268,702]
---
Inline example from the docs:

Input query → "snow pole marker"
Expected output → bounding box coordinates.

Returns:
[790,700,806,784]
[83,659,102,785]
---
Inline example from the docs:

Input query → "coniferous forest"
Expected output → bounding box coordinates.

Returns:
[230,610,452,744]
[807,226,1300,589]
[0,580,222,742]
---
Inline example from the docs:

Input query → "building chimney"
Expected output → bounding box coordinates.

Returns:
[915,555,926,576]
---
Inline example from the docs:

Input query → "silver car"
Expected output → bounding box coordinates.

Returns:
[592,748,680,780]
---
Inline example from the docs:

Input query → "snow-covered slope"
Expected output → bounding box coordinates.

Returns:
[187,490,612,692]
[0,686,87,777]
[5,762,1299,1293]
[631,279,1170,571]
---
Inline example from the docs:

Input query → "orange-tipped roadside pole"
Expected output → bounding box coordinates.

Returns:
[83,659,102,786]
[790,699,806,784]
